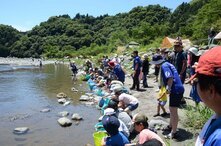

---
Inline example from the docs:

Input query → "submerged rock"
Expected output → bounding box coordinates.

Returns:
[13,127,29,134]
[72,113,83,120]
[57,117,72,127]
[63,101,71,106]
[40,108,50,113]
[58,111,69,117]
[71,87,78,92]
[56,92,67,99]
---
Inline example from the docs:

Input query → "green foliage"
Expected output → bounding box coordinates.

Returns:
[183,104,214,129]
[0,0,220,58]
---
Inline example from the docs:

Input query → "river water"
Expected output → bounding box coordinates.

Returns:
[0,64,100,146]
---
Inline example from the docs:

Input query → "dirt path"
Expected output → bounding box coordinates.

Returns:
[124,75,197,146]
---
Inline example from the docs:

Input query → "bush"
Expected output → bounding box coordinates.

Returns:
[183,104,214,129]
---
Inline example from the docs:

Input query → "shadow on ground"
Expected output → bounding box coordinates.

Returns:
[162,128,194,142]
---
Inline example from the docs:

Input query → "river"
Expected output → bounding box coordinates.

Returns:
[0,63,100,146]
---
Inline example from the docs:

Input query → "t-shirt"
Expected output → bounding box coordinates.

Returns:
[138,129,166,146]
[116,110,132,130]
[113,64,125,83]
[106,132,129,146]
[142,59,149,74]
[158,86,167,101]
[118,93,139,105]
[174,50,187,75]
[133,56,142,71]
[161,62,184,94]
[195,114,221,146]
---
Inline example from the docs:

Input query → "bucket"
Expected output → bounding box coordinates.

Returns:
[93,131,108,146]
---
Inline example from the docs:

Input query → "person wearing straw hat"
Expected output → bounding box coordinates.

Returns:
[150,54,184,139]
[187,46,221,146]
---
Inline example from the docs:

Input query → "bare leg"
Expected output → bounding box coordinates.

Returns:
[160,105,166,113]
[169,106,178,133]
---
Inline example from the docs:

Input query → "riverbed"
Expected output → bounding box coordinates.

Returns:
[0,63,100,146]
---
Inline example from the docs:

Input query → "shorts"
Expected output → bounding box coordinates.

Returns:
[169,93,183,107]
[158,100,167,106]
[127,103,139,111]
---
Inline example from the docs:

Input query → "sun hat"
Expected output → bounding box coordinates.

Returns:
[150,54,164,65]
[112,84,123,93]
[102,115,120,135]
[189,46,221,81]
[189,47,200,56]
[133,113,148,123]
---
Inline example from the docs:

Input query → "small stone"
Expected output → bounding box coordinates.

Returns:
[72,113,83,121]
[56,92,67,99]
[58,111,69,117]
[79,95,90,101]
[57,117,72,127]
[63,101,71,106]
[58,98,66,104]
[13,127,29,134]
[71,87,78,92]
[40,108,50,113]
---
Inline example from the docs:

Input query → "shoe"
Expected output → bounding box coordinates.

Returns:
[164,132,178,139]
[130,87,135,90]
[153,113,160,117]
[161,112,169,117]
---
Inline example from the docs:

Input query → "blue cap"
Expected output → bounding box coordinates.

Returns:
[102,115,120,136]
[150,54,164,65]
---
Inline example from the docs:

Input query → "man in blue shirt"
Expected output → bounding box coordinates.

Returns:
[131,50,142,91]
[108,61,125,84]
[150,54,184,139]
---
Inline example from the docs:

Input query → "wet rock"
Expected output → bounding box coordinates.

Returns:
[79,95,91,101]
[58,111,69,117]
[85,93,93,96]
[56,92,67,99]
[63,101,71,106]
[58,98,66,104]
[57,117,72,127]
[72,113,83,121]
[71,87,78,92]
[40,108,50,113]
[84,102,94,106]
[13,127,29,134]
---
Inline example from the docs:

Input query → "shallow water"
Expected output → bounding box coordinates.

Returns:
[0,64,100,146]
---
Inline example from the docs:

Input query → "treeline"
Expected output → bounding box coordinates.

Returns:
[0,0,221,58]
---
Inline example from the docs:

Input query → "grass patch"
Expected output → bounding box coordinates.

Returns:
[183,104,214,129]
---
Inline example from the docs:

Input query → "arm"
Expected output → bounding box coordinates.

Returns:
[166,77,173,94]
[180,60,187,75]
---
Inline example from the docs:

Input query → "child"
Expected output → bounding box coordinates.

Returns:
[101,115,129,146]
[153,86,169,117]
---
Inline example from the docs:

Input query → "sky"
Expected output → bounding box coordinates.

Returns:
[1,0,191,31]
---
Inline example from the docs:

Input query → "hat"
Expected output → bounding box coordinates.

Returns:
[102,115,120,135]
[108,61,115,67]
[189,46,221,81]
[150,55,164,65]
[133,113,148,123]
[174,40,183,47]
[189,47,200,56]
[112,84,123,93]
[104,108,116,116]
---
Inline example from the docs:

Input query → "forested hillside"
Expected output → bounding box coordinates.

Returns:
[0,0,220,58]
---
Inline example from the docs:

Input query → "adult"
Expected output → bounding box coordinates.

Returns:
[132,113,166,146]
[112,85,139,114]
[142,54,150,88]
[187,47,201,105]
[191,46,221,146]
[173,39,187,84]
[131,50,142,91]
[108,61,125,84]
[150,54,184,139]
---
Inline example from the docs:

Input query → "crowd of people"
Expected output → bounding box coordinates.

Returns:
[70,37,221,146]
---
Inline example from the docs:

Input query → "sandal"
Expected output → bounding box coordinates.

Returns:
[164,132,178,139]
